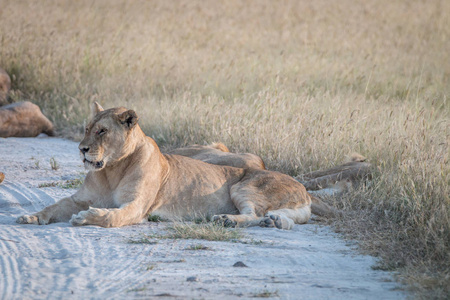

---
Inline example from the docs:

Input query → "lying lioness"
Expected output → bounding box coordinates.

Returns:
[167,143,372,218]
[167,143,343,217]
[0,101,54,137]
[17,102,312,229]
[167,143,265,169]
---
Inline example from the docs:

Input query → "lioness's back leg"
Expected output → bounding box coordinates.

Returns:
[212,187,261,227]
[213,193,311,230]
[213,169,312,229]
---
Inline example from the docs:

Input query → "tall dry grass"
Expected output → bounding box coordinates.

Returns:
[0,0,448,297]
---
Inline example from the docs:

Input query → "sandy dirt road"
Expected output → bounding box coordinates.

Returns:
[0,137,405,299]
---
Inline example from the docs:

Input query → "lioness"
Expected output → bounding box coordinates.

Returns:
[166,144,358,217]
[0,101,55,137]
[17,102,311,229]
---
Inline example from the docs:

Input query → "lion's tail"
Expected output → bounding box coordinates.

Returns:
[309,194,341,218]
[210,142,230,152]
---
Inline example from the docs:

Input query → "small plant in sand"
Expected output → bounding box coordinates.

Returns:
[184,244,210,251]
[30,156,40,169]
[128,237,158,245]
[38,178,84,189]
[127,286,148,293]
[251,290,280,298]
[49,157,59,171]
[148,214,163,222]
[60,178,84,189]
[38,182,58,188]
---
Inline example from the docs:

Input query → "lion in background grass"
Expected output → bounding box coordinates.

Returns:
[169,144,370,218]
[17,102,369,229]
[0,102,55,138]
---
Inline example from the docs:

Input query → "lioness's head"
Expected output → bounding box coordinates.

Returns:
[79,102,139,171]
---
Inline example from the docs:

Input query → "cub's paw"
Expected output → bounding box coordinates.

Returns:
[16,214,48,225]
[212,214,237,228]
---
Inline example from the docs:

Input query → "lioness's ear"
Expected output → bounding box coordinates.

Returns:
[90,102,104,119]
[118,110,139,129]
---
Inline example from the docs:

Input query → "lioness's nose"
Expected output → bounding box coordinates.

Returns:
[79,146,89,154]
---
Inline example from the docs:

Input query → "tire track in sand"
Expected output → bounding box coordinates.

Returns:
[0,181,58,300]
[0,227,23,300]
[0,181,56,219]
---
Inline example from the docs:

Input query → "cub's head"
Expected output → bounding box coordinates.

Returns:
[79,102,139,171]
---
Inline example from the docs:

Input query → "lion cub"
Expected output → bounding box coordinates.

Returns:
[17,102,311,229]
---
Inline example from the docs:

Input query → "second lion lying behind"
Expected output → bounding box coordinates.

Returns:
[17,102,311,229]
[167,144,369,217]
[167,143,265,169]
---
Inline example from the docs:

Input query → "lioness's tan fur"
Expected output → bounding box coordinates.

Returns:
[0,101,55,137]
[0,68,11,106]
[17,102,311,229]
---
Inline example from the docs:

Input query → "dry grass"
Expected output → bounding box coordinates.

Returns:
[167,223,243,242]
[129,222,244,243]
[0,0,448,298]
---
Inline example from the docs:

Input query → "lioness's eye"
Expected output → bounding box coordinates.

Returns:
[97,129,107,136]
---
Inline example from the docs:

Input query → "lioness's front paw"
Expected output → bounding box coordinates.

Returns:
[16,215,39,225]
[16,214,49,225]
[212,215,237,227]
[70,211,89,226]
[70,208,109,226]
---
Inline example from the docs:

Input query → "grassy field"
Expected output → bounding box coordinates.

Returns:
[1,0,449,298]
